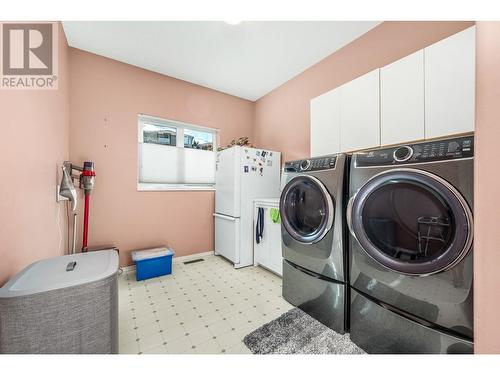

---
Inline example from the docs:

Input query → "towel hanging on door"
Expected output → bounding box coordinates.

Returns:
[256,207,264,244]
[270,208,281,223]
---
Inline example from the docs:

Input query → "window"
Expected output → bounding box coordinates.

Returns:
[143,124,177,146]
[138,114,218,190]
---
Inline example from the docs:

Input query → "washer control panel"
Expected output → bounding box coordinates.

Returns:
[356,136,474,167]
[284,155,337,172]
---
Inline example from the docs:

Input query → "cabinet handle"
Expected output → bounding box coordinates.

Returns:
[213,213,236,222]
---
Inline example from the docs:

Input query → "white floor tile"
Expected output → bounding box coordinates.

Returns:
[202,311,223,323]
[182,319,207,334]
[231,324,253,339]
[138,332,164,352]
[140,344,168,354]
[119,340,140,354]
[216,330,243,350]
[206,319,233,336]
[224,342,252,354]
[177,309,203,323]
[119,318,136,332]
[155,309,179,324]
[187,327,215,345]
[166,336,194,354]
[225,313,250,329]
[161,323,187,342]
[180,347,198,354]
[119,329,138,345]
[118,255,292,355]
[195,339,222,354]
[135,322,161,339]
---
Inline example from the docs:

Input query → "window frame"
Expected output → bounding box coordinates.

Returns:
[137,114,219,191]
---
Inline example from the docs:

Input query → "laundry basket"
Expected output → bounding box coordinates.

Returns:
[0,250,119,354]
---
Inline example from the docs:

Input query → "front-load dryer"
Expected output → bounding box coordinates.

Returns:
[280,153,349,334]
[347,135,474,354]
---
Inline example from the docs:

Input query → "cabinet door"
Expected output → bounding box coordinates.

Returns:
[381,50,425,146]
[214,214,240,264]
[268,217,283,276]
[424,26,475,138]
[340,69,380,152]
[253,206,268,266]
[310,88,340,157]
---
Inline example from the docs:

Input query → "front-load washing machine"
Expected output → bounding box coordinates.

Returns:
[280,153,349,334]
[347,135,474,353]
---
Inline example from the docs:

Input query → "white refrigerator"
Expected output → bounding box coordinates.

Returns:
[214,146,281,268]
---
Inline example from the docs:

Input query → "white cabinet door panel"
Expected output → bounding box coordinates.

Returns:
[268,219,283,276]
[340,69,380,152]
[381,50,425,146]
[310,89,340,157]
[214,214,240,264]
[253,201,282,276]
[424,26,475,138]
[253,206,268,267]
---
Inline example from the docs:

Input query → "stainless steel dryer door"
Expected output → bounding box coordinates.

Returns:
[280,175,334,244]
[347,169,473,276]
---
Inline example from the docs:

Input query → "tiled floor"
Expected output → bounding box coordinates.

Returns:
[118,254,294,354]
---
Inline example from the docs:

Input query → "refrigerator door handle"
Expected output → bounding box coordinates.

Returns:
[213,213,237,222]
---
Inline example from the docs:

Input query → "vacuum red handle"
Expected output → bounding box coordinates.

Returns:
[82,193,90,252]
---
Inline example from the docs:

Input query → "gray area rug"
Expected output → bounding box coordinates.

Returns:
[243,308,365,354]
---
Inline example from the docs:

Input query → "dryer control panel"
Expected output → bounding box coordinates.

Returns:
[356,135,474,167]
[284,155,337,172]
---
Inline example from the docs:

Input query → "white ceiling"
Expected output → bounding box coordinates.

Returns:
[62,21,380,101]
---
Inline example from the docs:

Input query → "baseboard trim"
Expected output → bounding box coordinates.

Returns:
[121,251,214,274]
[121,265,135,274]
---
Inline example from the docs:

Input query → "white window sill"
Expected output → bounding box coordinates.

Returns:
[137,183,215,192]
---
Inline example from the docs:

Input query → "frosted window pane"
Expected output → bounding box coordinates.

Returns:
[139,143,180,183]
[139,143,215,184]
[183,148,215,184]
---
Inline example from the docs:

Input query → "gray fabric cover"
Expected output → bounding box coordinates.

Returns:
[0,273,118,354]
[244,308,364,354]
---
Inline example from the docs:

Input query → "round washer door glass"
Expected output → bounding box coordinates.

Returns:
[280,175,334,244]
[349,169,473,275]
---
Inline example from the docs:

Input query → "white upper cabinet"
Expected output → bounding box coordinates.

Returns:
[424,26,476,138]
[309,27,475,153]
[310,89,340,157]
[340,69,380,152]
[380,50,425,145]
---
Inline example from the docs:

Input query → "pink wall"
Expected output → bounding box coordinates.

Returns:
[0,23,70,286]
[68,48,254,267]
[474,21,500,354]
[254,21,474,162]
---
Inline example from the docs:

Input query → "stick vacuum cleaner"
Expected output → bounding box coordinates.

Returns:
[59,161,96,253]
[80,162,96,252]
